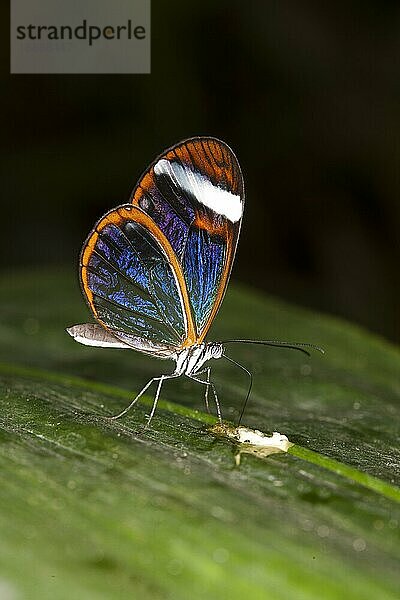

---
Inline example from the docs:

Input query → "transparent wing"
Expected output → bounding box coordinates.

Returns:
[131,137,245,342]
[80,205,188,355]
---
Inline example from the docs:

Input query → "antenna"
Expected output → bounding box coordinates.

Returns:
[221,338,324,424]
[221,339,324,357]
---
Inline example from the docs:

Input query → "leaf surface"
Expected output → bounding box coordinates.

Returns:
[0,269,399,599]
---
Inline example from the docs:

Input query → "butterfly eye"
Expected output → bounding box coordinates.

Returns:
[138,195,154,214]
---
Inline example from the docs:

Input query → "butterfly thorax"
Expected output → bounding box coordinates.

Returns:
[174,343,224,377]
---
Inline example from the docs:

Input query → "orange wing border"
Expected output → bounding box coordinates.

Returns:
[130,137,245,344]
[80,205,197,348]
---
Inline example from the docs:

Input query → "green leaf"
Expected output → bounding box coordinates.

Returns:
[0,268,399,599]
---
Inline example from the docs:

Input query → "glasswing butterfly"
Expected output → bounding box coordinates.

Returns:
[67,137,322,427]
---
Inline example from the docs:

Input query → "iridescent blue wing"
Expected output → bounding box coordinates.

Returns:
[131,137,245,343]
[79,205,193,357]
[77,137,244,355]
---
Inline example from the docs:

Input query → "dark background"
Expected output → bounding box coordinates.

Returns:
[2,1,399,343]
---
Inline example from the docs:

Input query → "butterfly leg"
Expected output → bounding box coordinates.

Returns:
[143,373,179,430]
[202,367,211,413]
[188,373,222,423]
[204,367,211,413]
[109,374,177,421]
[188,367,211,413]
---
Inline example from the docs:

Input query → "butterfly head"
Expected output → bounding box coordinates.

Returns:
[205,342,224,360]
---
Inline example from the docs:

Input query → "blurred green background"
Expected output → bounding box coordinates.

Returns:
[2,1,399,342]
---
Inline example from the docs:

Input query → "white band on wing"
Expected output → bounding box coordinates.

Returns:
[154,159,243,223]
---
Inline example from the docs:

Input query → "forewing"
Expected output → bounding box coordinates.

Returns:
[131,137,245,343]
[80,205,190,356]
